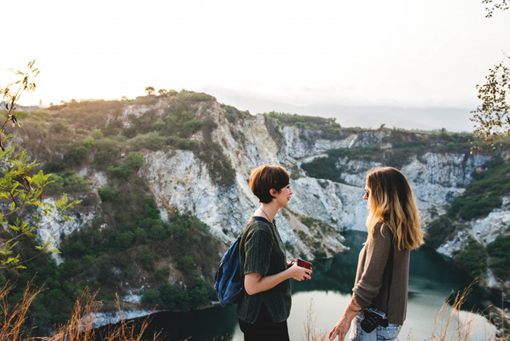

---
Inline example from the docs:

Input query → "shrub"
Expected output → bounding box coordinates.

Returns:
[47,171,89,194]
[425,217,459,249]
[177,90,215,103]
[222,104,250,124]
[487,235,510,280]
[141,288,160,305]
[128,132,166,150]
[453,238,487,277]
[93,138,121,168]
[107,152,144,180]
[63,144,89,167]
[98,186,115,202]
[449,157,510,221]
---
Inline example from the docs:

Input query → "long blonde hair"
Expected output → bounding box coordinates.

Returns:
[365,167,423,251]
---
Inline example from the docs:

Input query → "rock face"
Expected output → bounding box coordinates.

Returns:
[35,94,507,292]
[437,196,510,258]
[136,103,491,262]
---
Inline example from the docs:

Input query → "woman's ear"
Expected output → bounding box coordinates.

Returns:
[269,188,279,198]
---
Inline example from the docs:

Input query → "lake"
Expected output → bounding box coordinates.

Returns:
[121,231,497,340]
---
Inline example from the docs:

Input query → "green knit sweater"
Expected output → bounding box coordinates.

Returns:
[236,217,291,324]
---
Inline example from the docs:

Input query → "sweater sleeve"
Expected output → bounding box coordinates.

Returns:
[352,224,392,308]
[243,227,273,276]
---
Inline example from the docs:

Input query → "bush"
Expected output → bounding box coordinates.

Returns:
[449,157,510,221]
[301,156,340,182]
[425,217,459,249]
[141,288,160,305]
[98,186,115,202]
[222,104,250,124]
[177,90,215,103]
[107,152,144,180]
[197,142,235,187]
[63,144,89,167]
[453,238,487,277]
[128,132,166,150]
[93,138,121,168]
[47,172,89,194]
[487,235,510,280]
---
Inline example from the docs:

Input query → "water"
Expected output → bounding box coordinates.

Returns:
[126,231,497,340]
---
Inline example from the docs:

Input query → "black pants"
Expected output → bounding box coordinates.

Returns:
[239,304,290,341]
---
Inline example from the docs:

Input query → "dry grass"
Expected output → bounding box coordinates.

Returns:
[303,299,327,341]
[430,285,477,341]
[0,284,159,341]
[430,283,507,341]
[0,283,41,341]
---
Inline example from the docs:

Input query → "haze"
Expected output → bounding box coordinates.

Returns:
[3,0,509,131]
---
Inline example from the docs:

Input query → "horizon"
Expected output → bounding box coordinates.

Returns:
[3,0,509,132]
[19,90,476,133]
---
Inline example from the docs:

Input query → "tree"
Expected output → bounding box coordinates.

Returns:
[470,3,509,150]
[0,61,78,269]
[482,0,509,18]
[471,59,510,148]
[145,86,155,96]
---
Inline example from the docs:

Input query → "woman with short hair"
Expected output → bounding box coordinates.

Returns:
[237,164,312,341]
[329,166,424,341]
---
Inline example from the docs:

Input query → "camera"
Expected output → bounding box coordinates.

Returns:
[360,309,387,333]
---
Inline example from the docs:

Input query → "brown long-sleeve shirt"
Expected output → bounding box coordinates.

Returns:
[352,222,410,325]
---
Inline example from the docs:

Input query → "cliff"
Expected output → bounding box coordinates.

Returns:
[9,91,508,330]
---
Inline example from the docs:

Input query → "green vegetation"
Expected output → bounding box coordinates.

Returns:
[22,90,236,187]
[141,278,215,311]
[127,132,166,150]
[453,238,487,278]
[487,235,510,280]
[5,179,221,332]
[176,90,215,103]
[425,217,468,249]
[0,61,79,270]
[301,147,380,183]
[449,157,510,221]
[98,186,114,202]
[1,90,238,331]
[45,171,90,195]
[221,104,251,124]
[107,152,144,180]
[266,111,345,140]
[267,112,339,129]
[425,154,510,287]
[302,131,473,182]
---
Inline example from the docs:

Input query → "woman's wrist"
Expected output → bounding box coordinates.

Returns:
[343,306,359,320]
[284,266,293,280]
[343,297,362,318]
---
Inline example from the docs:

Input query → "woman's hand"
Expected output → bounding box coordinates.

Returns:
[328,314,352,341]
[287,263,312,281]
[328,299,361,341]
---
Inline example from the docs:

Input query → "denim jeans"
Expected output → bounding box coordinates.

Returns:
[349,311,401,341]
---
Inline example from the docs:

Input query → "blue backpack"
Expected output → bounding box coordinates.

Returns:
[214,237,244,306]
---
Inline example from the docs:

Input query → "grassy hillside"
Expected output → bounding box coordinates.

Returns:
[4,92,243,333]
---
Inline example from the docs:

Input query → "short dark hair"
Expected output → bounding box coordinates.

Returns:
[249,164,290,203]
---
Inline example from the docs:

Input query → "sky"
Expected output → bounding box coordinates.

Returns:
[2,0,510,131]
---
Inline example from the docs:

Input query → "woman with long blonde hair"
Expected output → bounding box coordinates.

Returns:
[329,166,423,341]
